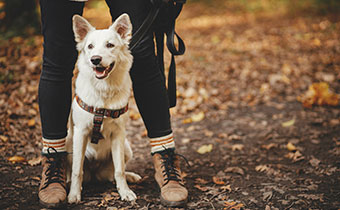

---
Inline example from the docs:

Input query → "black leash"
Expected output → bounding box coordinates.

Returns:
[130,0,186,108]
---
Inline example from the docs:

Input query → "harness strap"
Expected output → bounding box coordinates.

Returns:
[130,0,186,108]
[75,95,128,144]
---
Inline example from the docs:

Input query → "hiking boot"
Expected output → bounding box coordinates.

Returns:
[38,148,67,208]
[153,148,188,207]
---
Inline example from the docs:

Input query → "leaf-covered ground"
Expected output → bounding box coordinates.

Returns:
[1,1,340,210]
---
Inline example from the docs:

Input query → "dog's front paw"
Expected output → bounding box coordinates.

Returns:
[68,191,81,204]
[119,188,137,201]
[126,172,142,183]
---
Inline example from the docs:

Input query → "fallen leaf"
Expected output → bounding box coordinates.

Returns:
[286,142,297,151]
[129,111,141,120]
[298,193,324,201]
[309,156,320,167]
[0,135,8,142]
[298,82,339,108]
[183,111,205,124]
[212,176,225,185]
[285,151,304,162]
[231,144,244,151]
[223,201,244,210]
[197,144,213,154]
[255,165,269,172]
[195,178,209,184]
[220,184,232,192]
[28,156,42,166]
[261,143,277,150]
[27,119,36,127]
[282,118,295,127]
[263,191,273,201]
[194,184,209,192]
[191,111,205,122]
[8,156,26,163]
[312,38,321,47]
[225,166,245,175]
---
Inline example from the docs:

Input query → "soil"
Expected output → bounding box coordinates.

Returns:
[1,1,340,210]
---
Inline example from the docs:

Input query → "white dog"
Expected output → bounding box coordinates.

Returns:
[66,14,141,204]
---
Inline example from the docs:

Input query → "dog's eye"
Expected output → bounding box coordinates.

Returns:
[88,44,94,49]
[106,43,115,48]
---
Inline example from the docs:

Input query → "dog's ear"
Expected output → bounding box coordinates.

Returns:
[72,15,95,43]
[110,13,132,42]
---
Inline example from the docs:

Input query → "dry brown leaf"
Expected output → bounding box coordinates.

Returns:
[28,156,42,166]
[195,178,209,184]
[231,144,244,151]
[285,151,304,162]
[194,184,209,192]
[8,156,26,163]
[220,184,232,192]
[225,167,245,175]
[224,201,244,210]
[0,135,8,142]
[212,176,225,185]
[261,143,277,150]
[255,165,269,172]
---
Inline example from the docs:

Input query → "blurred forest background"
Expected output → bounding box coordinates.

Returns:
[1,0,340,209]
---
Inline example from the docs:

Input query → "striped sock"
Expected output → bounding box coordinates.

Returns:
[41,138,67,154]
[150,133,175,154]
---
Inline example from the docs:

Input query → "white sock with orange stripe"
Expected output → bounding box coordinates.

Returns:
[42,138,67,154]
[150,133,175,154]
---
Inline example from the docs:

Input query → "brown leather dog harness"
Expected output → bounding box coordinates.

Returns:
[75,95,128,144]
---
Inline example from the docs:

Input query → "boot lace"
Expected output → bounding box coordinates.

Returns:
[159,148,189,186]
[41,148,66,190]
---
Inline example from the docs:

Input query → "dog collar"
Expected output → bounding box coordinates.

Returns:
[75,95,129,144]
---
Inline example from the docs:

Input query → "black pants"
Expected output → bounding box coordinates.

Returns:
[39,0,172,140]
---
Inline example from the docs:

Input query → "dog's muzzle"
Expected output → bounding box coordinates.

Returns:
[93,62,115,79]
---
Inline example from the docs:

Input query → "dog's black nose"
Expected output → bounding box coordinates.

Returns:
[91,56,102,65]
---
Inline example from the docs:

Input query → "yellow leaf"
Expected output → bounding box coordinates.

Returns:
[182,117,193,124]
[27,119,36,127]
[197,144,213,154]
[183,112,205,124]
[312,38,321,47]
[298,82,339,108]
[8,156,26,163]
[191,111,205,122]
[282,118,295,127]
[287,142,297,151]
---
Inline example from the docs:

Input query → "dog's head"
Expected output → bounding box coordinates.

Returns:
[72,14,132,80]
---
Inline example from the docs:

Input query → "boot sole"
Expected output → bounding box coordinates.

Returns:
[39,199,67,209]
[155,182,188,207]
[160,196,187,207]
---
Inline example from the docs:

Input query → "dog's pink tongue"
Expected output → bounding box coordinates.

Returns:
[95,69,108,79]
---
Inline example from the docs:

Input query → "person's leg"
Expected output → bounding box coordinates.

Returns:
[105,0,173,153]
[105,0,187,207]
[38,0,84,207]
